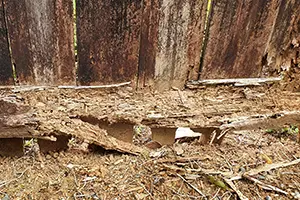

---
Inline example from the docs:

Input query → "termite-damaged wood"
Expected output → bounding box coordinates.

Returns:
[4,0,75,85]
[220,111,300,131]
[220,111,300,142]
[187,77,282,87]
[78,114,135,143]
[201,0,279,79]
[151,128,176,145]
[0,138,24,157]
[0,1,13,85]
[76,0,142,86]
[262,0,300,77]
[38,134,71,153]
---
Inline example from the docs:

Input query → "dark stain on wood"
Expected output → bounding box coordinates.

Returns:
[137,0,159,88]
[263,0,300,76]
[201,0,279,79]
[4,0,75,85]
[76,0,142,85]
[0,1,13,85]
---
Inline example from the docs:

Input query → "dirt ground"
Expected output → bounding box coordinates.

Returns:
[0,83,300,199]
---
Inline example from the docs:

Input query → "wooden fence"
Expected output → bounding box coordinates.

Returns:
[0,0,299,89]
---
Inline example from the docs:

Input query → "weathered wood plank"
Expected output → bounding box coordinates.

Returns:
[76,0,142,85]
[4,0,75,85]
[201,0,279,79]
[139,0,206,90]
[262,0,300,76]
[0,1,13,85]
[137,0,159,88]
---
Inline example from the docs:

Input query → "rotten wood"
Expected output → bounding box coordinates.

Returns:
[187,77,282,86]
[201,0,279,79]
[38,134,71,153]
[263,0,300,76]
[58,82,131,90]
[76,0,142,86]
[39,117,143,155]
[151,128,176,145]
[0,138,24,157]
[4,0,75,85]
[220,111,300,131]
[0,1,13,85]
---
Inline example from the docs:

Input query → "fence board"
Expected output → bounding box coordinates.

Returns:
[5,0,75,85]
[263,0,300,76]
[76,0,142,85]
[201,0,279,79]
[0,1,13,85]
[139,0,206,90]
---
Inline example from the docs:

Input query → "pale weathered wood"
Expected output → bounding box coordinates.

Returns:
[187,77,282,86]
[149,0,207,90]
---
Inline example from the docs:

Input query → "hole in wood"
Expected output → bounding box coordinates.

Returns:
[0,138,24,157]
[79,115,134,143]
[38,134,71,153]
[151,128,176,145]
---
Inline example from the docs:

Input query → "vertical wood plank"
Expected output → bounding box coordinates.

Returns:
[201,0,279,79]
[76,0,142,85]
[263,0,300,76]
[137,0,159,88]
[138,0,206,90]
[4,0,75,85]
[0,0,13,85]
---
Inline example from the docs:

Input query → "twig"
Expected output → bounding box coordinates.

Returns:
[162,164,233,177]
[154,155,212,164]
[223,178,248,200]
[217,129,230,140]
[139,183,154,200]
[172,87,187,106]
[243,174,288,195]
[177,173,207,199]
[210,188,220,200]
[245,159,300,176]
[210,130,217,145]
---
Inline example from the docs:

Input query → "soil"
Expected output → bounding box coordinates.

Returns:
[0,83,300,199]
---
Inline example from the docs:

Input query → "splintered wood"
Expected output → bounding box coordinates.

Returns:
[0,96,142,156]
[1,85,300,157]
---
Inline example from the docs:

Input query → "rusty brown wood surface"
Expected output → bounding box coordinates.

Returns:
[137,0,159,88]
[262,0,300,76]
[0,1,13,85]
[139,0,207,90]
[201,0,279,79]
[4,0,75,85]
[76,0,142,85]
